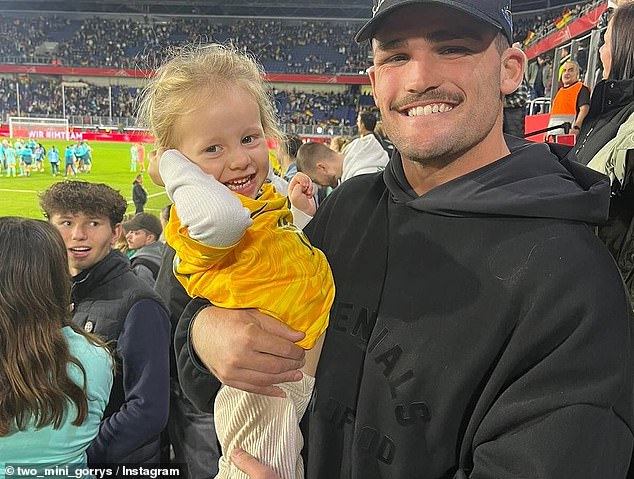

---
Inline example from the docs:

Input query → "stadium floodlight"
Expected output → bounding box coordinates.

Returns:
[9,117,70,141]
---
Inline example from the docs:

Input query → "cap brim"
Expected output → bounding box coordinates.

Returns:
[355,0,504,43]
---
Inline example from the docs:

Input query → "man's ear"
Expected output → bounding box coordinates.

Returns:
[500,47,526,96]
[368,65,378,103]
[111,223,122,247]
[316,161,329,173]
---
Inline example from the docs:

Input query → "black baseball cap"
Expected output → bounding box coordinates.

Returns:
[124,213,162,239]
[355,0,513,44]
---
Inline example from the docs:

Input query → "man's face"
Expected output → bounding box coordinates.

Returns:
[126,229,154,250]
[49,212,120,276]
[368,4,510,170]
[561,62,580,87]
[308,163,339,189]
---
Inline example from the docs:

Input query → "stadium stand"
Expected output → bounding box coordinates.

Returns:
[0,0,609,138]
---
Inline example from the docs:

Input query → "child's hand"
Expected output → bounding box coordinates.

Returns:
[148,147,167,186]
[288,172,316,217]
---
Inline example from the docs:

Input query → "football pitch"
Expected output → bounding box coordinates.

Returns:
[0,140,168,219]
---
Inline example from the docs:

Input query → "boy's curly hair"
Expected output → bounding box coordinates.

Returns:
[40,181,127,228]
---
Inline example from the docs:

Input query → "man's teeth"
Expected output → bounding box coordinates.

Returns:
[71,247,90,252]
[226,177,251,190]
[407,104,453,116]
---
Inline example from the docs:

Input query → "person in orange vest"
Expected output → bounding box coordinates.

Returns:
[551,60,591,134]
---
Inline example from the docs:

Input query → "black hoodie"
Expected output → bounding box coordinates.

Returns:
[176,140,634,478]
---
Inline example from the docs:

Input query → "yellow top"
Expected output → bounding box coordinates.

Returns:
[165,183,334,349]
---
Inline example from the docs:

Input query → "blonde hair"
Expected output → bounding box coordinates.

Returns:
[329,135,352,153]
[137,43,283,149]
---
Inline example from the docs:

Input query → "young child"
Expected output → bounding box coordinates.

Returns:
[137,43,335,479]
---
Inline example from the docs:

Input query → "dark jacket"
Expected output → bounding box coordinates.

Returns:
[572,78,634,304]
[573,78,634,166]
[176,140,633,478]
[132,181,148,212]
[72,249,170,465]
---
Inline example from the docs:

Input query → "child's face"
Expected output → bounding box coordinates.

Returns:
[175,87,270,199]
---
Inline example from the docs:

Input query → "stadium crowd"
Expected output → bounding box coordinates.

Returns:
[0,16,370,74]
[0,77,373,127]
[0,0,600,74]
[513,0,603,46]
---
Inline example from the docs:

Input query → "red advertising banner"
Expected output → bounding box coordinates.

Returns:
[525,3,607,60]
[0,125,332,144]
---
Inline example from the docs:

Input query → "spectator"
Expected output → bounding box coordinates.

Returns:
[177,1,634,478]
[114,213,137,258]
[132,173,148,214]
[357,110,394,155]
[280,133,303,182]
[124,212,165,287]
[532,55,548,98]
[573,3,634,305]
[0,217,113,470]
[39,181,170,466]
[328,135,352,153]
[296,139,388,188]
[548,60,591,136]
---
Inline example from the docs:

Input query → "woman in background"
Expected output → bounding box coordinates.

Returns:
[0,217,112,470]
[572,3,634,303]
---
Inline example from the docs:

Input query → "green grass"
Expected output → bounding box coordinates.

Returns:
[0,140,169,219]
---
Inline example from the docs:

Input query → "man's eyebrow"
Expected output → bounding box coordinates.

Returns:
[375,29,485,51]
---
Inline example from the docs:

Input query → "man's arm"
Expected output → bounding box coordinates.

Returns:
[176,303,306,401]
[573,85,591,131]
[87,299,171,462]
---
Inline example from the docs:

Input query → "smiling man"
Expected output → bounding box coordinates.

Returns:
[40,181,170,467]
[177,1,634,478]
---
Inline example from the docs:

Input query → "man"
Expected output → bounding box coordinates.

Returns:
[549,60,591,135]
[132,173,148,214]
[174,1,634,478]
[296,138,388,189]
[40,181,170,466]
[357,110,394,155]
[124,212,165,286]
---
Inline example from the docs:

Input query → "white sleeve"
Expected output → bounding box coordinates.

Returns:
[159,149,252,247]
[290,204,313,230]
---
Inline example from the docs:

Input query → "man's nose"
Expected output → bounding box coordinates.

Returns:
[404,56,440,94]
[71,225,87,240]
